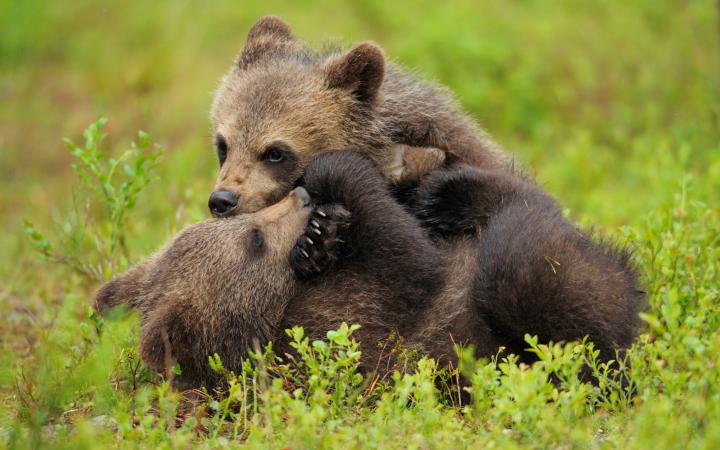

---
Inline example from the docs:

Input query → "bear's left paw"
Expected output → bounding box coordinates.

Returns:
[290,204,351,278]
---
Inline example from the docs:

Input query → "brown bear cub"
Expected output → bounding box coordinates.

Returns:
[96,151,644,388]
[208,16,509,217]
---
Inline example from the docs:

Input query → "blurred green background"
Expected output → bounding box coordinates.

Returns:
[1,1,719,446]
[0,0,718,389]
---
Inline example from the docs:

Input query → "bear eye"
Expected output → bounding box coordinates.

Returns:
[215,135,228,166]
[261,144,288,163]
[247,229,265,254]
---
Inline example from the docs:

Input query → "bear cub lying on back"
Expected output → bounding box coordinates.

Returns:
[96,152,644,388]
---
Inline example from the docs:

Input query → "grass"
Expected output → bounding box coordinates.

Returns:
[1,1,718,448]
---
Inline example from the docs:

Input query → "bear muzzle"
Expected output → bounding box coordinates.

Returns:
[208,189,240,217]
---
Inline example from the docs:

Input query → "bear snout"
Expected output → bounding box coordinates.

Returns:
[292,186,311,206]
[208,189,240,217]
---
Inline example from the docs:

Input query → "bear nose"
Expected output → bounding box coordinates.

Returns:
[293,186,311,206]
[208,190,240,217]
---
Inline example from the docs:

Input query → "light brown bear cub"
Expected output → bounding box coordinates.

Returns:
[208,16,509,217]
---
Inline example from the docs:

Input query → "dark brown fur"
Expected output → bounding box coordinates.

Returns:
[209,16,508,215]
[96,152,643,388]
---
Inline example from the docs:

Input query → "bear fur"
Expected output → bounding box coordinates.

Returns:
[208,16,509,216]
[95,151,644,388]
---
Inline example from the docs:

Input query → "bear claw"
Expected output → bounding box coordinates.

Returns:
[291,204,351,278]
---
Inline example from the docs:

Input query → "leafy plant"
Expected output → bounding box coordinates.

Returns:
[23,117,161,280]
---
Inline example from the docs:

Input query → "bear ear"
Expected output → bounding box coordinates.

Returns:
[237,16,295,70]
[324,42,385,106]
[94,277,127,315]
[94,270,142,315]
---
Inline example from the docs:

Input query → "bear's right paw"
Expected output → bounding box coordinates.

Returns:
[290,204,351,279]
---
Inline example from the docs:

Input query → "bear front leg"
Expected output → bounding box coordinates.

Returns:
[290,203,351,279]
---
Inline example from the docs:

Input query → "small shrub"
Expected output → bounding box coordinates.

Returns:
[23,117,161,281]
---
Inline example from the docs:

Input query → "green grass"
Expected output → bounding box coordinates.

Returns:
[1,1,719,448]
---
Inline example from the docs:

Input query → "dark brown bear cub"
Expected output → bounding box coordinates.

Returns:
[208,16,509,217]
[96,152,643,388]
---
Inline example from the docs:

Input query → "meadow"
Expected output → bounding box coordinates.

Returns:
[0,1,718,448]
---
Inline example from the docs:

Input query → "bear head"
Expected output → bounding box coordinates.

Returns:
[94,187,312,386]
[209,16,390,216]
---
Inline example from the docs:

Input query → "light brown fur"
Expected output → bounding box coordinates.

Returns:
[95,190,312,385]
[208,16,509,215]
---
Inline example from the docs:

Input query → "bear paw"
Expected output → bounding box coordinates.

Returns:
[411,167,485,236]
[290,204,351,278]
